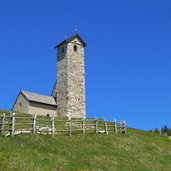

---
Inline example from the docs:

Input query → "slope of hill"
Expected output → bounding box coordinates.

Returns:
[0,111,171,171]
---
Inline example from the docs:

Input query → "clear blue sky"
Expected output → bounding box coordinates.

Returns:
[0,0,171,131]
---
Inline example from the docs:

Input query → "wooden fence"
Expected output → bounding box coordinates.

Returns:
[0,112,126,137]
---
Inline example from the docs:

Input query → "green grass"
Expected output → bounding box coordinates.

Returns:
[0,110,171,171]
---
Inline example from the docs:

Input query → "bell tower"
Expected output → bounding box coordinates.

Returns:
[53,34,86,118]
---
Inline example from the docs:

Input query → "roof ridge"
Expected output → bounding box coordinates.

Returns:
[22,90,53,98]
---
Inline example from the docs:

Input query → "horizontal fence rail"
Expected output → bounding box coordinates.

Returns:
[0,113,127,137]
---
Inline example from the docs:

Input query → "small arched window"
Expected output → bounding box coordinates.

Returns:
[73,45,77,52]
[19,102,22,108]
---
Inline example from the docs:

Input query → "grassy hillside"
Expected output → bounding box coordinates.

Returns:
[0,111,171,171]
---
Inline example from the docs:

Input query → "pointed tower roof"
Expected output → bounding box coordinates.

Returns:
[55,33,87,48]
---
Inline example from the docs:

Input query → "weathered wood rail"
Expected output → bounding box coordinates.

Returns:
[0,113,126,137]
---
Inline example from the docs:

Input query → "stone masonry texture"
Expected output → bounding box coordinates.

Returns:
[56,36,86,118]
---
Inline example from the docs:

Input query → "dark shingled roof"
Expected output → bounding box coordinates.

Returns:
[55,33,87,48]
[21,91,57,106]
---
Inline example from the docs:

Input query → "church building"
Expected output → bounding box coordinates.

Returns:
[12,33,86,118]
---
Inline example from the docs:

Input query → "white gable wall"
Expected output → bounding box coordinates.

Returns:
[13,93,29,113]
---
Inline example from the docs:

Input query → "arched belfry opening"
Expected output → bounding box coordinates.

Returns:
[73,45,77,52]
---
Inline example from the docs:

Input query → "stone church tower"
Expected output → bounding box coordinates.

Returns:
[52,34,86,118]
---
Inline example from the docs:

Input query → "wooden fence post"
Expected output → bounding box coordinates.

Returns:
[104,120,108,135]
[0,113,6,135]
[32,114,37,134]
[51,117,55,137]
[82,119,85,134]
[68,119,72,136]
[11,113,15,136]
[124,120,126,134]
[121,120,126,134]
[114,119,117,134]
[95,119,98,134]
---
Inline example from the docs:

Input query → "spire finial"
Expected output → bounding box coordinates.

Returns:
[64,33,67,39]
[75,25,78,34]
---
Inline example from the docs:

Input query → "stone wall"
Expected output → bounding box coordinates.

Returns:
[51,81,57,100]
[56,43,68,117]
[56,37,86,118]
[67,38,86,118]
